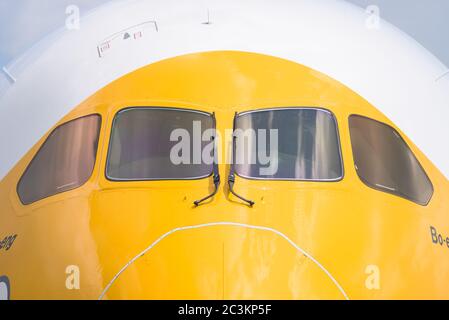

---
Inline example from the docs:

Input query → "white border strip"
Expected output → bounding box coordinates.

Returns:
[99,222,349,300]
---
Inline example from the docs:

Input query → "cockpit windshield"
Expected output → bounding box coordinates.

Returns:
[234,108,343,181]
[349,115,433,205]
[106,108,214,181]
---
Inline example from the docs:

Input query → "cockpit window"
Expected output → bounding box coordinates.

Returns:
[106,108,214,181]
[234,108,343,181]
[349,115,433,206]
[17,114,101,205]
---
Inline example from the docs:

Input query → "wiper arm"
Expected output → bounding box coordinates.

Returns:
[194,113,220,207]
[228,113,255,207]
[194,168,220,207]
[228,172,254,207]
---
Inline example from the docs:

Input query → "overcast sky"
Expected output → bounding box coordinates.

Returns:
[0,0,448,67]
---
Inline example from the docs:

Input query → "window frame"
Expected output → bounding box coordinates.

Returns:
[16,114,102,206]
[233,107,345,182]
[105,107,215,182]
[348,114,434,206]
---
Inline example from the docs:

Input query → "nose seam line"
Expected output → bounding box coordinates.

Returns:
[98,222,349,300]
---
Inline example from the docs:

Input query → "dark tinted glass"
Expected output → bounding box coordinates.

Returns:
[18,115,101,205]
[106,108,214,180]
[349,115,433,205]
[234,108,343,180]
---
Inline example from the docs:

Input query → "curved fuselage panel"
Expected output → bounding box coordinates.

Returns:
[1,51,448,299]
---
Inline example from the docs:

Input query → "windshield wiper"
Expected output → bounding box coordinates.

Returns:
[194,113,220,207]
[228,113,255,207]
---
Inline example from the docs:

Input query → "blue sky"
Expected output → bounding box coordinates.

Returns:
[1,0,448,67]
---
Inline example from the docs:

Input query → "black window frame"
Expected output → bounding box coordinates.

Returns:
[16,114,102,205]
[105,107,215,182]
[348,114,434,206]
[233,107,345,182]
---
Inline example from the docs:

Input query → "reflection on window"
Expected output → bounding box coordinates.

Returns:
[349,115,433,205]
[234,108,343,180]
[17,115,101,205]
[106,108,214,181]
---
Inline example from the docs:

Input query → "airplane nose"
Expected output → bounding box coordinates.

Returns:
[100,223,347,300]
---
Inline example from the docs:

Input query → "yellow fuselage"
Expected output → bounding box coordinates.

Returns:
[1,51,448,300]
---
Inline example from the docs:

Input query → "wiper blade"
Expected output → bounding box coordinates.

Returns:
[228,112,255,207]
[228,173,255,207]
[194,170,220,206]
[194,113,220,207]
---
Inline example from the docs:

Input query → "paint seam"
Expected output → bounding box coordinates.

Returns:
[98,222,349,300]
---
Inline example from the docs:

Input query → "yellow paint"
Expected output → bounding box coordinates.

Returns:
[0,51,448,300]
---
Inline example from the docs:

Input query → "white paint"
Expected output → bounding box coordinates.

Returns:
[0,0,448,180]
[0,281,8,300]
[98,222,349,300]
